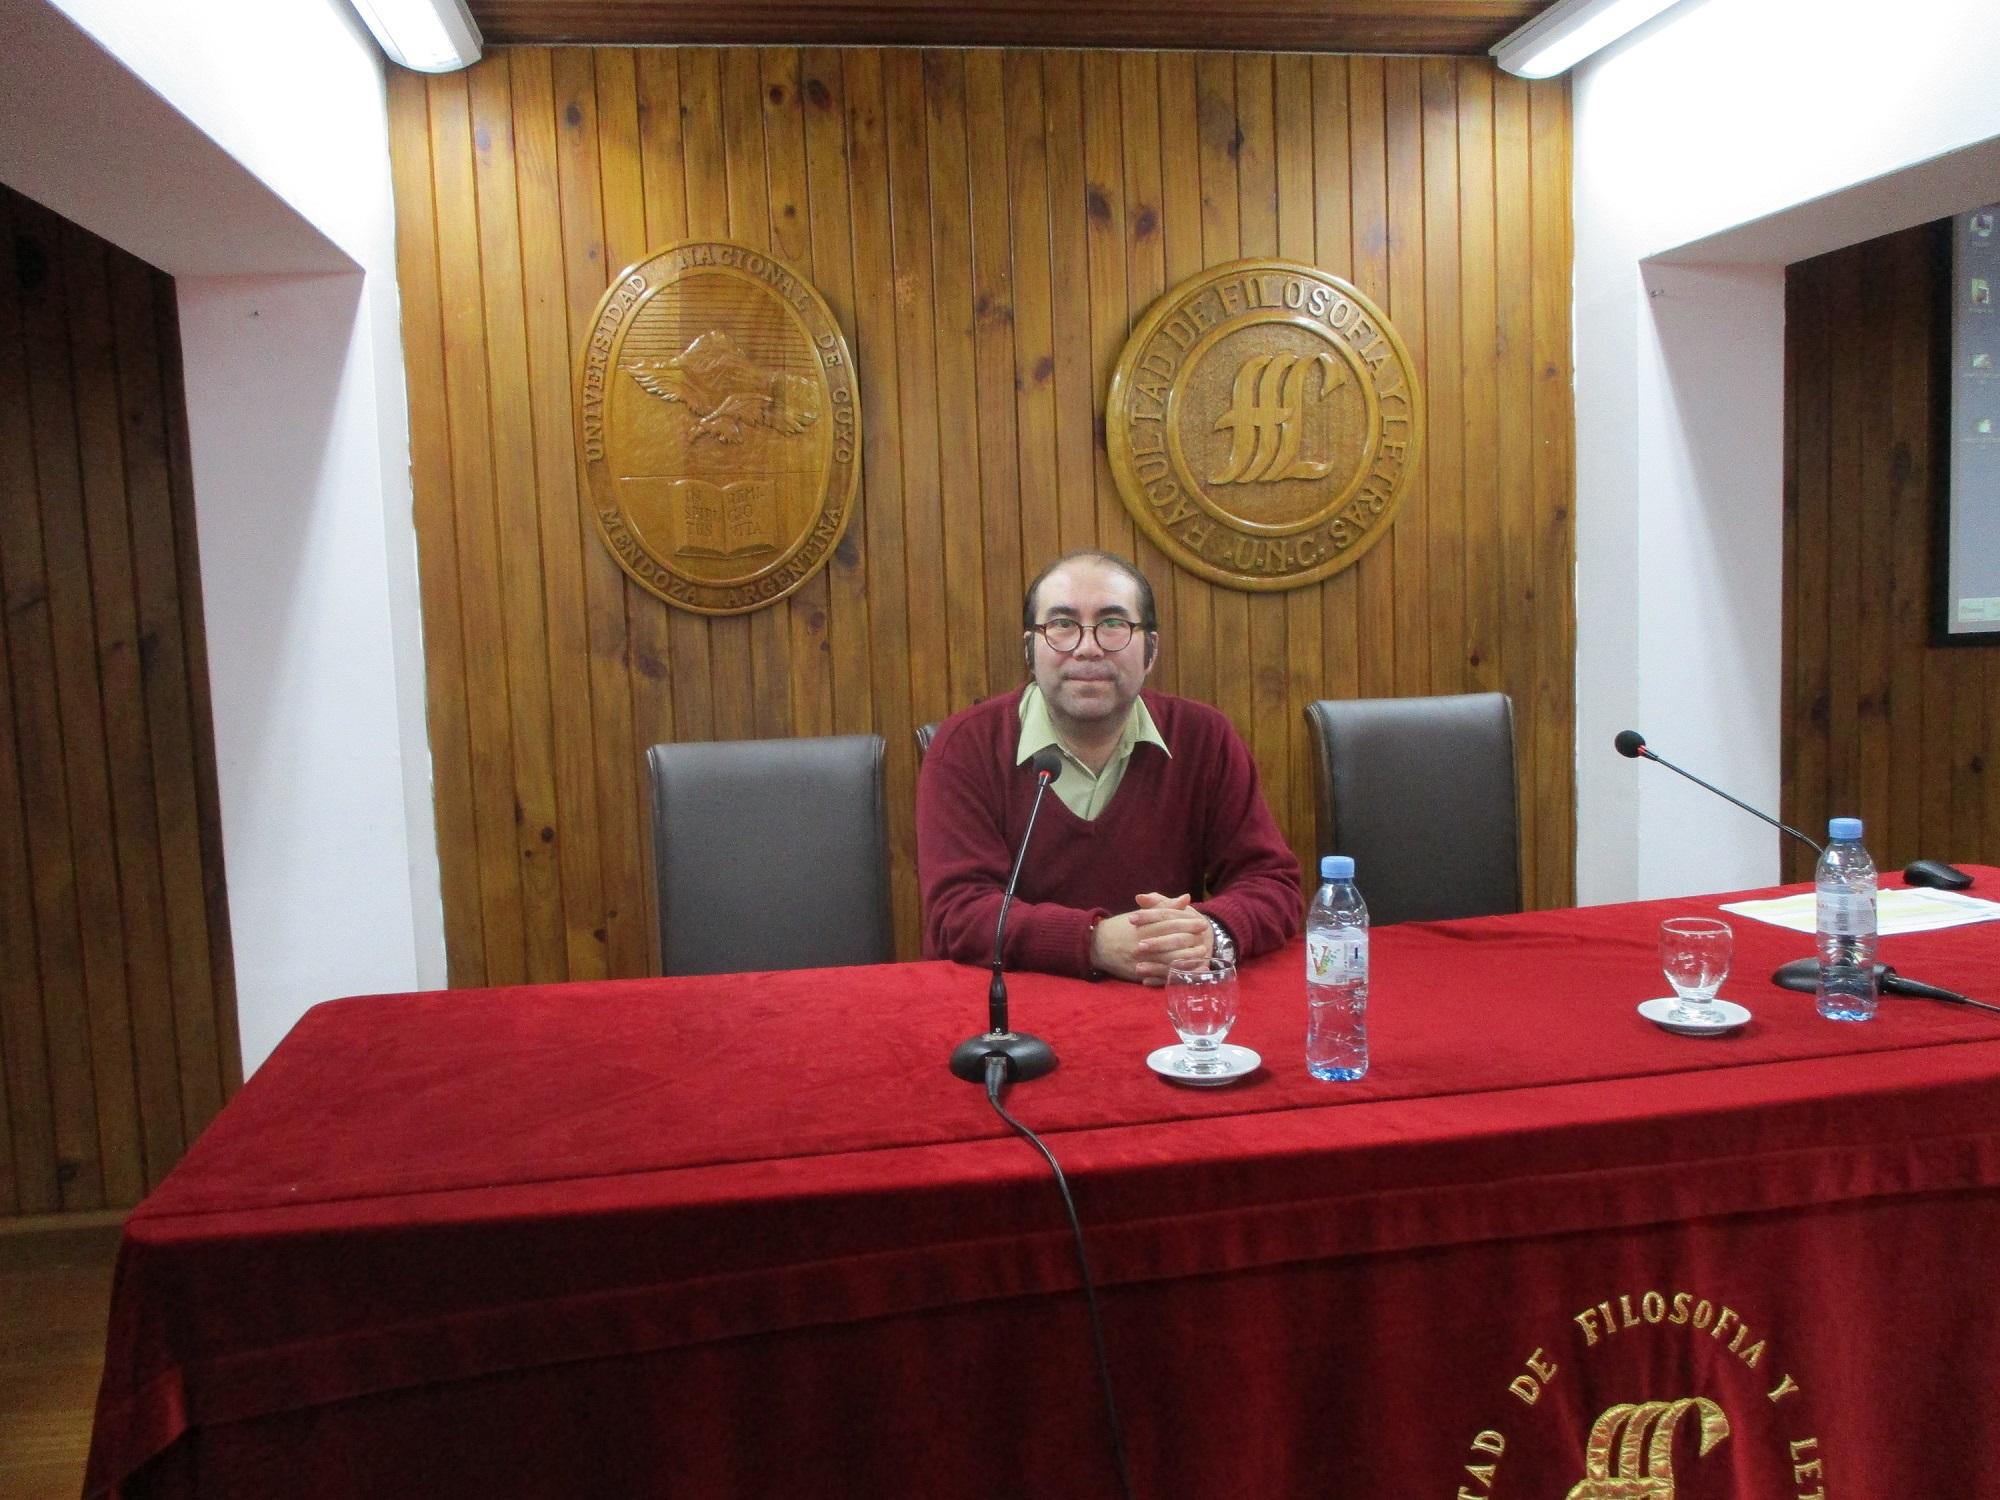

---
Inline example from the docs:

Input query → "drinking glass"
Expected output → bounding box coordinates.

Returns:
[1165,955,1239,1075]
[1660,917,1732,1025]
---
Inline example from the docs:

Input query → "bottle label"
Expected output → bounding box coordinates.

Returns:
[1816,890,1876,935]
[1308,929,1367,983]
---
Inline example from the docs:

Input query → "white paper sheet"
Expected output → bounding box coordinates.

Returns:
[1720,886,2000,936]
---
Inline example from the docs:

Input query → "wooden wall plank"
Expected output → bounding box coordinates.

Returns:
[968,50,1028,702]
[389,70,487,986]
[923,50,991,712]
[1526,77,1574,908]
[0,192,62,1215]
[512,50,611,977]
[384,45,1579,975]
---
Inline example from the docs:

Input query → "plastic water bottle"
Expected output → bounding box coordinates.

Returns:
[1306,855,1369,1080]
[1815,816,1878,1022]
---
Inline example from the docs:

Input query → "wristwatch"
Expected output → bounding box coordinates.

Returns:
[1205,915,1237,964]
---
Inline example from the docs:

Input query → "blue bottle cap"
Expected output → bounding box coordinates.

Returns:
[1321,855,1354,880]
[1828,817,1863,841]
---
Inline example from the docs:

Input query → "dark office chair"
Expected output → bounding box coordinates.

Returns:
[915,721,939,761]
[645,734,894,974]
[1303,693,1521,926]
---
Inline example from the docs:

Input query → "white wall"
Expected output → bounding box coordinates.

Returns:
[1573,0,2000,902]
[2,0,446,1071]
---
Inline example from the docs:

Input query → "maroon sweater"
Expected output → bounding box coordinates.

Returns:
[917,689,1303,976]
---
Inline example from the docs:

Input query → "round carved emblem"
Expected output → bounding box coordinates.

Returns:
[575,240,860,615]
[1106,259,1423,591]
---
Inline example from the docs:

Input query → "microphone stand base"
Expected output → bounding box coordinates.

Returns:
[950,1031,1057,1083]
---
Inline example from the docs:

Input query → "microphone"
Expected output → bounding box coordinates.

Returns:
[950,747,1064,1083]
[1613,730,1823,856]
[1771,957,2000,1014]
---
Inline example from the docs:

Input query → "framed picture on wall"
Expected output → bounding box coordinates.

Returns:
[1936,200,2000,644]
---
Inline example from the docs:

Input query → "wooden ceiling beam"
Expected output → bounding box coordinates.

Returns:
[462,1,1557,55]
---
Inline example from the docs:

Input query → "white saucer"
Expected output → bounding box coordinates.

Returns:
[1147,1042,1262,1086]
[1638,997,1752,1036]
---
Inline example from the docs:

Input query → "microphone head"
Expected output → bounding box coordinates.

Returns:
[1029,747,1064,781]
[1614,729,1647,759]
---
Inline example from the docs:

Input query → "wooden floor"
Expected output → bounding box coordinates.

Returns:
[0,1217,120,1500]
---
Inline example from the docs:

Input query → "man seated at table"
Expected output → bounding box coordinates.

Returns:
[917,549,1302,983]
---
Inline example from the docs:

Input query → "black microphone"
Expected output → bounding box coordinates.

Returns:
[1771,957,2000,1014]
[1613,730,1823,856]
[950,747,1064,1083]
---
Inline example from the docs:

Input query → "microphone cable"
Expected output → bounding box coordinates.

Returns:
[983,1053,1135,1500]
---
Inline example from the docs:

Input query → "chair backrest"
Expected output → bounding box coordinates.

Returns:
[915,721,939,761]
[646,734,894,974]
[1303,693,1521,926]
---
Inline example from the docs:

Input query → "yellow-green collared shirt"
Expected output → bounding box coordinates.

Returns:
[1015,683,1169,820]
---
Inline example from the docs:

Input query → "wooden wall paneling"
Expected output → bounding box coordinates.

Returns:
[1779,261,1802,880]
[763,48,840,740]
[1854,233,1896,841]
[551,49,649,976]
[1194,53,1251,732]
[883,50,951,738]
[923,50,993,713]
[1154,54,1212,708]
[1823,251,1864,830]
[1496,70,1536,892]
[1044,54,1099,559]
[1275,53,1322,877]
[389,70,485,985]
[801,48,877,738]
[1885,231,1930,868]
[843,47,922,943]
[1116,52,1180,696]
[0,196,60,1215]
[1421,59,1466,700]
[0,186,235,1217]
[719,47,796,739]
[1527,77,1574,909]
[1083,52,1134,562]
[967,50,1027,702]
[1456,60,1502,702]
[108,259,224,1139]
[1491,69,1539,899]
[60,223,185,1187]
[429,72,531,988]
[1786,254,1831,882]
[1345,58,1398,703]
[469,57,569,985]
[1383,60,1431,699]
[1231,55,1295,875]
[153,276,241,1097]
[1005,52,1061,643]
[387,45,1578,978]
[1311,57,1360,725]
[16,196,125,1211]
[512,51,610,977]
[600,48,677,769]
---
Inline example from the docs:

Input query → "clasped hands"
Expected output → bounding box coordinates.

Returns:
[1090,892,1212,985]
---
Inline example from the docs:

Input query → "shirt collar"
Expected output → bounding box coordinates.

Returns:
[1015,683,1169,771]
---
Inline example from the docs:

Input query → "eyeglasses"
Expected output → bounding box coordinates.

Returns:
[1031,617,1141,654]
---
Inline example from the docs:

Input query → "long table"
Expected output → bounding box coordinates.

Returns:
[87,874,2000,1497]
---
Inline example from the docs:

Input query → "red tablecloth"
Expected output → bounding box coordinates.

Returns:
[88,875,2000,1497]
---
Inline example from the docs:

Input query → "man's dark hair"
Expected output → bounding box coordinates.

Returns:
[1020,550,1159,633]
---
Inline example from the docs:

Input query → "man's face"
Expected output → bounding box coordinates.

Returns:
[1025,558,1156,733]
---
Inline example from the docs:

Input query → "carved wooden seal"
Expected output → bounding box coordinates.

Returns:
[1107,259,1422,591]
[576,240,860,614]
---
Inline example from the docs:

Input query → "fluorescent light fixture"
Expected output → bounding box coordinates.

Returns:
[1491,0,1683,78]
[349,0,483,73]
